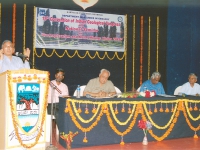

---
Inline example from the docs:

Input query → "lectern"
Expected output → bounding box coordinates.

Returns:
[0,69,49,150]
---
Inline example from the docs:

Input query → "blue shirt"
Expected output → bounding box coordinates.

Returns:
[0,55,30,73]
[139,79,165,95]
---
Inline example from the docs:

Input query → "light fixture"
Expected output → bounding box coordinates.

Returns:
[73,0,99,10]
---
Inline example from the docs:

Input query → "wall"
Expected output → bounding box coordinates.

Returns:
[167,0,200,94]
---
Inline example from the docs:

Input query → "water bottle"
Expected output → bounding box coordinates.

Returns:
[76,85,80,98]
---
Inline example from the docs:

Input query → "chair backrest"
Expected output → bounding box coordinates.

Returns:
[73,85,86,96]
[137,86,141,92]
[174,86,182,95]
[114,86,122,94]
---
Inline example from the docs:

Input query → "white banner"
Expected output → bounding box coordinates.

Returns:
[35,7,125,52]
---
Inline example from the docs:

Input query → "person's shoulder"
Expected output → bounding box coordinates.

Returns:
[89,77,98,82]
[182,82,189,86]
[107,79,113,84]
[61,82,68,87]
[142,79,150,84]
[194,83,200,86]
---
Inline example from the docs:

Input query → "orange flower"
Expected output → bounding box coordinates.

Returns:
[159,107,163,112]
[165,108,169,113]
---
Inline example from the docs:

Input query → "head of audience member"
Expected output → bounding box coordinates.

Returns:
[99,69,110,85]
[188,73,197,86]
[150,72,161,84]
[1,40,15,58]
[55,68,65,84]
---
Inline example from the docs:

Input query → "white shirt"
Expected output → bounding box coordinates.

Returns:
[0,55,30,73]
[179,82,200,95]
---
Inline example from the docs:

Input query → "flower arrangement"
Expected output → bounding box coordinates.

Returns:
[118,90,156,98]
[138,120,152,145]
[60,131,79,150]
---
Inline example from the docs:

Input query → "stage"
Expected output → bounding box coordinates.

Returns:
[57,96,200,149]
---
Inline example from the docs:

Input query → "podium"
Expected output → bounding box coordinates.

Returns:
[0,69,49,150]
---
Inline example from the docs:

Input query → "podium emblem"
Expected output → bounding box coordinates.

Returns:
[16,83,40,133]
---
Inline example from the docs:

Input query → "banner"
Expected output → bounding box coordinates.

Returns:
[35,7,125,52]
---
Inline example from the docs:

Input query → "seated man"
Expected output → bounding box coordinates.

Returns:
[0,40,30,73]
[83,69,116,97]
[179,73,200,96]
[139,71,165,95]
[47,68,69,121]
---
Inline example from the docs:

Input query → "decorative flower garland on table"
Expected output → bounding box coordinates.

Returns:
[67,100,104,132]
[145,103,180,141]
[109,104,136,125]
[182,101,200,136]
[65,99,200,143]
[71,100,101,123]
[7,71,48,148]
[143,102,178,129]
[184,101,200,121]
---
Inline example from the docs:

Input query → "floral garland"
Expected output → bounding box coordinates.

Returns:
[7,71,48,148]
[146,103,180,141]
[12,3,16,45]
[66,99,200,143]
[184,101,200,121]
[34,49,125,60]
[182,102,200,132]
[71,100,101,123]
[156,16,159,70]
[132,15,136,89]
[109,104,136,125]
[67,100,104,132]
[143,102,178,129]
[105,104,139,136]
[140,16,144,85]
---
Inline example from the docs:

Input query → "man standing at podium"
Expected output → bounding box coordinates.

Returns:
[0,40,30,73]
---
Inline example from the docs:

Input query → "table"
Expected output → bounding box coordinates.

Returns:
[58,96,200,148]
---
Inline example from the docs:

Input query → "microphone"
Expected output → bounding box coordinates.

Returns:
[50,81,62,94]
[15,52,28,58]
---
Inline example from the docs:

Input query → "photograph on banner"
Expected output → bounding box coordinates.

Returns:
[35,7,125,52]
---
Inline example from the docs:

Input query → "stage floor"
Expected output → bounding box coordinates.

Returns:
[51,125,200,150]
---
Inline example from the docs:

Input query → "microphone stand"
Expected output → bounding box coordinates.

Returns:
[46,82,61,150]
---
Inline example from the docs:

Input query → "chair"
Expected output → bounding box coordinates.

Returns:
[137,86,141,92]
[114,86,122,94]
[73,85,86,96]
[174,86,182,95]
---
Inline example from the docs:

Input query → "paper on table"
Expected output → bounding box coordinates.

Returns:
[59,95,71,98]
[157,94,176,97]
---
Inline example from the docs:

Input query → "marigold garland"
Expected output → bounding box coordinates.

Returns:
[109,104,136,125]
[12,3,16,46]
[105,104,139,136]
[182,102,200,131]
[184,101,200,121]
[147,105,180,141]
[67,100,103,132]
[71,101,101,123]
[143,103,178,129]
[66,99,200,143]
